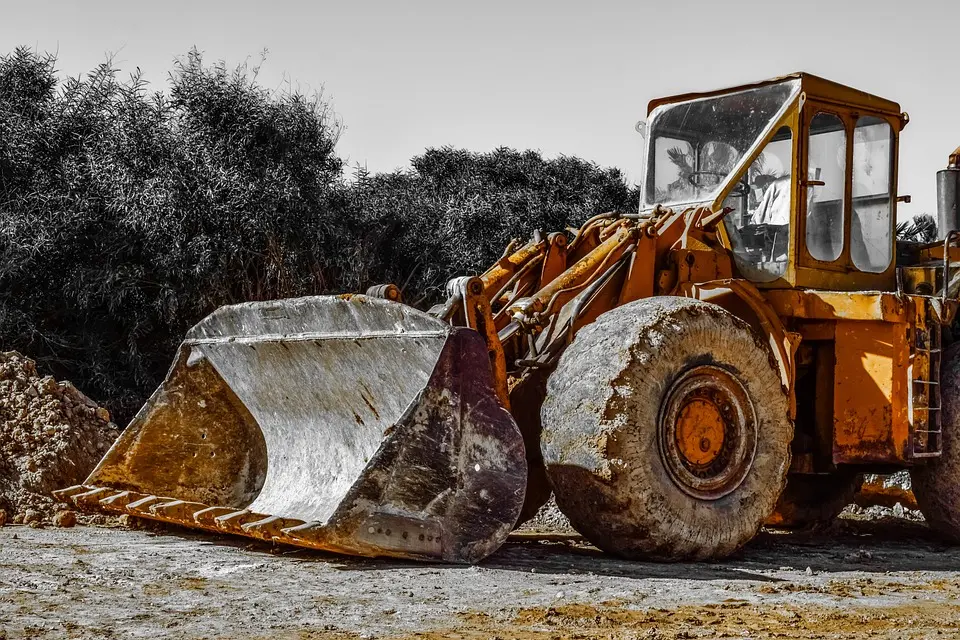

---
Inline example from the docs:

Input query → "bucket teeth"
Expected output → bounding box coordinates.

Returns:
[213,510,279,535]
[280,520,321,535]
[53,485,94,501]
[192,506,237,526]
[71,487,113,508]
[149,500,208,521]
[126,495,162,512]
[241,515,306,539]
[99,491,135,507]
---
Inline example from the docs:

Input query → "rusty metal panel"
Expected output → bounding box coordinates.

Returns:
[617,232,656,306]
[765,289,908,322]
[832,320,910,463]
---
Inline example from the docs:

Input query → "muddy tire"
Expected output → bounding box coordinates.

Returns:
[766,473,860,529]
[541,297,793,561]
[912,343,960,539]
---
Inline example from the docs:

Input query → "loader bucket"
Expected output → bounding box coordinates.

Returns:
[56,295,527,564]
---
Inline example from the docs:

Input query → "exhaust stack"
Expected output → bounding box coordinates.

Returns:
[938,147,960,239]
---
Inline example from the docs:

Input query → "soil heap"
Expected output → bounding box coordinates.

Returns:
[0,351,119,524]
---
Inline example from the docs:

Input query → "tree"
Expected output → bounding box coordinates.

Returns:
[0,48,346,420]
[353,147,639,304]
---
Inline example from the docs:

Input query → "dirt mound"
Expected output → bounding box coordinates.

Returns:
[0,351,119,523]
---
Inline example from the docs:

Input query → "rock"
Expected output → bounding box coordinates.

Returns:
[23,509,41,524]
[0,509,7,527]
[118,513,140,529]
[53,510,77,528]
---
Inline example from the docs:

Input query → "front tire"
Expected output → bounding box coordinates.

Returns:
[541,297,793,561]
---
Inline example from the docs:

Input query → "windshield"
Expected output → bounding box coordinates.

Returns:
[644,80,801,208]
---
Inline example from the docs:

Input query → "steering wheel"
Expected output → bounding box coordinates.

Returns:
[741,223,778,236]
[687,170,749,198]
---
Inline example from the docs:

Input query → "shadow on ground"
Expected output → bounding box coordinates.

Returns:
[124,514,959,581]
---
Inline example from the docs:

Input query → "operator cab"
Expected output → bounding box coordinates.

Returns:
[642,73,908,291]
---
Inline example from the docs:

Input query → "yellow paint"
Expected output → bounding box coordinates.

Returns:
[674,399,726,467]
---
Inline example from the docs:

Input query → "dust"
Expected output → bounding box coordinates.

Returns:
[0,351,119,524]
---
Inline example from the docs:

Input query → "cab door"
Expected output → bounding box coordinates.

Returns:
[794,103,898,291]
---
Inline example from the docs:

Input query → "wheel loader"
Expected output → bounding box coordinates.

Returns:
[57,72,960,563]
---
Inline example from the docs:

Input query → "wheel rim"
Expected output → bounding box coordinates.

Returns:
[658,365,758,500]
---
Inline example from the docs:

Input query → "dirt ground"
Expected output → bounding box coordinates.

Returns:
[3,514,960,639]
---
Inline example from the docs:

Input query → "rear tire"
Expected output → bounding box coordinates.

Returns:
[766,473,860,529]
[912,343,960,539]
[541,297,792,561]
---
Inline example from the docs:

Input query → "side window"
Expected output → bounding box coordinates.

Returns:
[851,117,894,273]
[724,126,793,283]
[805,113,846,262]
[651,137,695,204]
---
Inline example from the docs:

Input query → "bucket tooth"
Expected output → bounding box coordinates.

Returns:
[213,509,271,534]
[149,499,208,521]
[241,515,306,540]
[99,490,136,508]
[71,487,112,508]
[192,506,236,527]
[279,520,323,537]
[125,495,162,513]
[53,485,93,501]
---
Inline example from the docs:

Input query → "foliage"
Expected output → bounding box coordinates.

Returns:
[351,147,638,304]
[896,213,937,243]
[0,47,347,419]
[0,48,638,421]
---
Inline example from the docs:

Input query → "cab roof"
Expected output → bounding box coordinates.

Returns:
[647,73,903,120]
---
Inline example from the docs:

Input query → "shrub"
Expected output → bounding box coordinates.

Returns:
[0,48,347,420]
[353,147,638,304]
[0,48,638,422]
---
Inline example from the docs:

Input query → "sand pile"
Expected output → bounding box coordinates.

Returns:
[0,351,119,525]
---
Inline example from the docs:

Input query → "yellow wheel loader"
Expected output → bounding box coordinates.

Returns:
[57,73,960,563]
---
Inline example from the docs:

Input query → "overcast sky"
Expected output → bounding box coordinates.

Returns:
[4,0,958,217]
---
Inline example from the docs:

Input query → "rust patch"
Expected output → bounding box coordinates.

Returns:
[358,382,381,420]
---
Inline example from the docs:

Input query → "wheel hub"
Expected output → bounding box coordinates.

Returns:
[658,365,758,500]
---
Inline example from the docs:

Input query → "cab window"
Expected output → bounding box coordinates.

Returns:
[805,113,846,262]
[724,126,793,282]
[851,116,894,272]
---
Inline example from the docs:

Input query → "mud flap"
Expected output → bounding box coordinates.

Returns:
[57,295,526,563]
